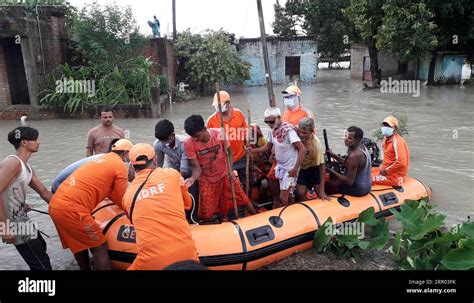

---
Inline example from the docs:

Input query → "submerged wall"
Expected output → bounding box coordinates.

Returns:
[0,6,68,106]
[238,38,318,86]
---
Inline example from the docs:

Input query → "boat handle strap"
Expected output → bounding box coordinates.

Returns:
[129,170,154,224]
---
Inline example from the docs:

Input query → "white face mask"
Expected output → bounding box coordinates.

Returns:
[284,95,299,110]
[215,103,229,113]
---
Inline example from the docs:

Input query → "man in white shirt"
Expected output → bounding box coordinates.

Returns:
[250,107,306,208]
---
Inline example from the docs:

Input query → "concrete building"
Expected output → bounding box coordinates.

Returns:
[0,6,176,120]
[0,5,68,107]
[350,44,468,84]
[237,37,318,86]
[350,44,417,81]
[418,52,466,84]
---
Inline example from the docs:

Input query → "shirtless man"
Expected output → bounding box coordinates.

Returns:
[325,126,372,197]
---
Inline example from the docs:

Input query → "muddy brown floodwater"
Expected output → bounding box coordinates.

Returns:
[1,70,472,269]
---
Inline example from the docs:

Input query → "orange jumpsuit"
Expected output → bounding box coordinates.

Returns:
[207,107,247,163]
[281,106,315,127]
[122,168,198,270]
[372,133,410,186]
[49,153,128,253]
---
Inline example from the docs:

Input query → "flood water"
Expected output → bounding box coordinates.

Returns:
[1,70,473,269]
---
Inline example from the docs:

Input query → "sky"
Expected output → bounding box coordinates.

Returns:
[69,0,287,38]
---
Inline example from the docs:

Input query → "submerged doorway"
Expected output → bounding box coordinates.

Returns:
[285,56,301,82]
[0,38,30,105]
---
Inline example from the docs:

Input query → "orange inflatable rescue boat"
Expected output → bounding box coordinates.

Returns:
[92,177,431,270]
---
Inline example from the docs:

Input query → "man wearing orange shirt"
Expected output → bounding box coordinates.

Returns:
[281,86,315,126]
[372,116,410,187]
[49,140,131,270]
[122,143,199,270]
[207,91,250,188]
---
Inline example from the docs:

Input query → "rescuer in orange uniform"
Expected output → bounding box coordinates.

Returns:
[372,116,410,187]
[49,139,132,270]
[207,91,249,187]
[122,143,199,270]
[281,86,315,126]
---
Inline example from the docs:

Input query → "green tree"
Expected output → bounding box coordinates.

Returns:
[177,30,250,92]
[376,0,438,71]
[272,0,299,39]
[71,4,147,66]
[304,0,352,65]
[175,29,204,59]
[174,29,204,85]
[424,0,474,84]
[344,0,385,84]
[39,3,161,112]
[272,0,352,66]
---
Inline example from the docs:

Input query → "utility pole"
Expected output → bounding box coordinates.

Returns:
[257,0,276,107]
[172,0,177,40]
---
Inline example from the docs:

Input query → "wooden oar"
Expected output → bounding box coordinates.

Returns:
[323,129,331,165]
[215,83,239,219]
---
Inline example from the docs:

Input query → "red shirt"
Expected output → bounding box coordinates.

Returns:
[184,128,228,183]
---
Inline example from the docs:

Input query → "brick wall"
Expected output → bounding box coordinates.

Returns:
[143,39,162,76]
[0,105,41,120]
[165,39,177,90]
[0,44,12,105]
[0,7,172,117]
[44,15,67,73]
[0,6,68,105]
[2,37,30,104]
[0,104,154,121]
[143,38,177,91]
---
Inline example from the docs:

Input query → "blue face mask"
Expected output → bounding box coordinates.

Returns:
[381,126,394,137]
